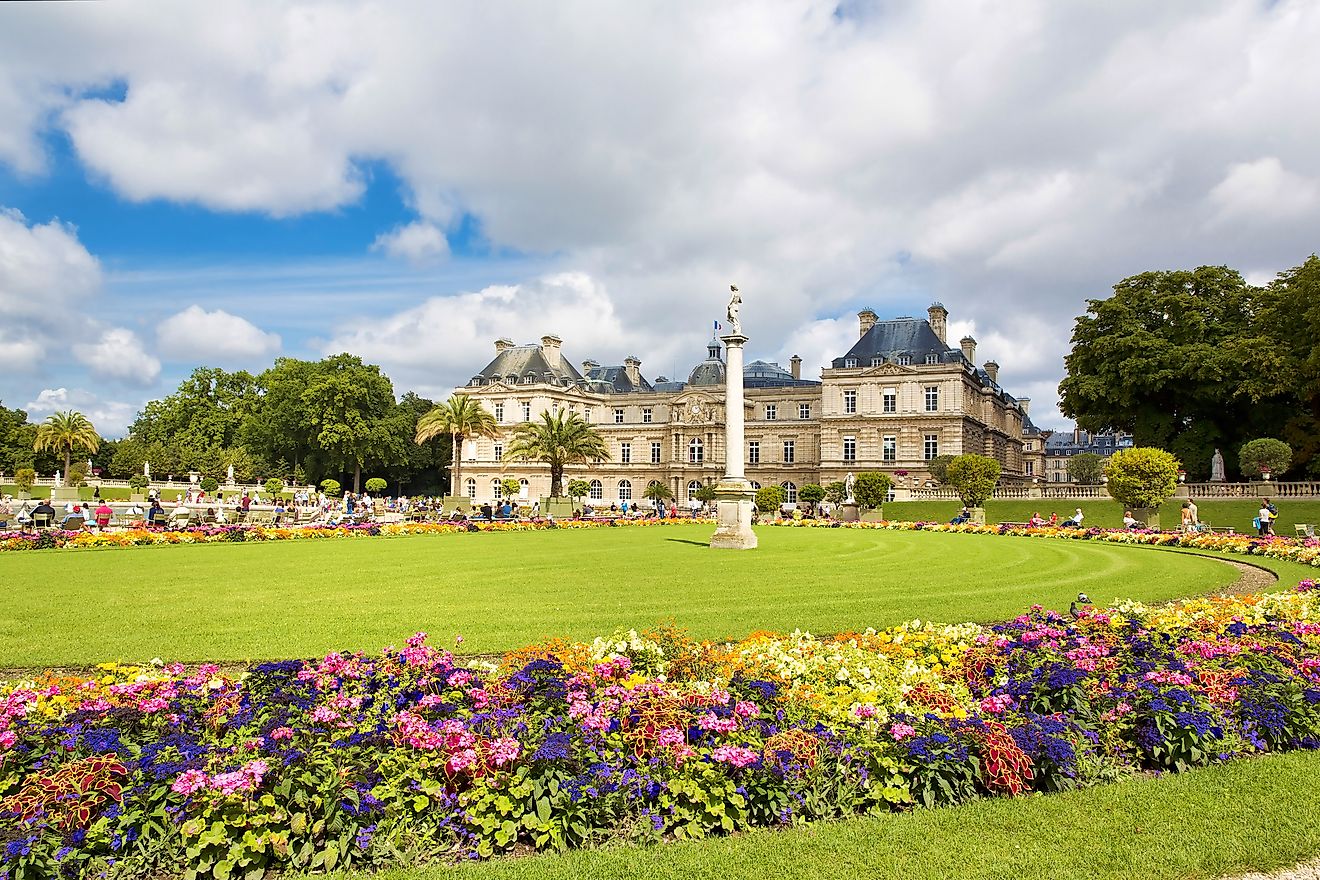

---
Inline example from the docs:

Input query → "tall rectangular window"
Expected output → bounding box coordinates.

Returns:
[614,408,624,424]
[620,442,631,464]
[642,407,652,423]
[843,436,856,462]
[924,433,939,460]
[520,402,531,422]
[493,443,503,460]
[494,402,504,423]
[1025,461,1034,476]
[765,404,777,421]
[583,407,592,423]
[925,386,939,412]
[798,403,811,419]
[883,435,897,462]
[651,442,662,464]
[843,390,856,414]
[782,440,795,463]
[883,389,896,413]
[748,441,760,464]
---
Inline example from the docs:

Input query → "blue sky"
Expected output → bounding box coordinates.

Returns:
[2,1,1318,436]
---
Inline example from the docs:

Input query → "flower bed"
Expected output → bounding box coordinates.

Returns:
[2,583,1317,876]
[0,517,710,553]
[771,519,1320,568]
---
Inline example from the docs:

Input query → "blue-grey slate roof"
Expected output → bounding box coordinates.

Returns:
[831,317,955,368]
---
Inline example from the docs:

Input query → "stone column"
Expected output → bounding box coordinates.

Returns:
[710,332,758,549]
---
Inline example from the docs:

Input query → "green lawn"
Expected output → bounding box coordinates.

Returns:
[884,497,1320,532]
[356,750,1320,880]
[0,524,1246,667]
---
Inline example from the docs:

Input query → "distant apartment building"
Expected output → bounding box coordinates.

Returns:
[1044,428,1134,483]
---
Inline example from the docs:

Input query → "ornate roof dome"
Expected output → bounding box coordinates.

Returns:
[686,338,726,387]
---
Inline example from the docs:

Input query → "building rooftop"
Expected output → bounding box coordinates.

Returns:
[831,317,957,368]
[472,344,582,388]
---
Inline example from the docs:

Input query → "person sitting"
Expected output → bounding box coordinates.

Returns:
[500,500,512,519]
[0,498,12,531]
[94,501,114,530]
[1048,512,1059,526]
[31,500,57,529]
[147,500,167,527]
[1062,508,1085,528]
[1122,510,1138,529]
[950,506,971,525]
[61,504,88,529]
[1028,511,1045,528]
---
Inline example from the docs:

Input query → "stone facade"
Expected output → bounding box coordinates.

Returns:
[1044,428,1134,483]
[453,306,1040,505]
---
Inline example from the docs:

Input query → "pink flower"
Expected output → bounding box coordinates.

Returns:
[889,722,917,741]
[445,748,478,775]
[710,745,759,768]
[137,697,169,713]
[310,706,340,724]
[269,727,294,741]
[979,695,1014,715]
[853,704,877,720]
[656,728,686,747]
[488,737,520,768]
[733,701,759,718]
[0,730,17,749]
[446,670,474,688]
[171,769,209,796]
[698,712,737,734]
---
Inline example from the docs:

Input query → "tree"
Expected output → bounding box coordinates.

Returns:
[853,471,893,510]
[566,479,591,503]
[416,394,500,497]
[66,464,88,487]
[365,477,388,494]
[1067,453,1105,485]
[643,481,674,506]
[502,411,608,498]
[128,474,149,492]
[694,484,717,505]
[300,354,401,494]
[1257,256,1320,476]
[34,411,100,476]
[945,455,1001,508]
[264,478,285,497]
[1104,447,1180,509]
[500,477,522,501]
[200,476,219,494]
[823,481,847,505]
[926,455,954,484]
[1237,438,1292,479]
[131,367,259,450]
[755,485,786,513]
[320,479,342,497]
[798,483,825,512]
[14,467,35,493]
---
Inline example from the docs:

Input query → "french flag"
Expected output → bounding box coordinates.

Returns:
[714,319,722,332]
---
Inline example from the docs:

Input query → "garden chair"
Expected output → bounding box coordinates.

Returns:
[32,513,54,529]
[61,515,86,531]
[1297,523,1316,539]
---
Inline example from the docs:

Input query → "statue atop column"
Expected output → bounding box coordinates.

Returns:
[726,285,742,335]
[1210,448,1226,482]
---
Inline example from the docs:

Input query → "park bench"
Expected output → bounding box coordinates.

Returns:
[1297,524,1316,539]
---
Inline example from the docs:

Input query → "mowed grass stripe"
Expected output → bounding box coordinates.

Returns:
[0,525,1239,667]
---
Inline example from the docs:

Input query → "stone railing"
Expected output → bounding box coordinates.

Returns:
[901,481,1320,503]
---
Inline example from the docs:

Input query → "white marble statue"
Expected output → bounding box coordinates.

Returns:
[227,464,235,484]
[54,469,62,487]
[143,461,151,478]
[844,472,855,503]
[1210,448,1226,482]
[726,285,742,335]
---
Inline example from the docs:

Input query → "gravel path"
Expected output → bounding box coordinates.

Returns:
[1227,857,1320,880]
[1218,557,1279,594]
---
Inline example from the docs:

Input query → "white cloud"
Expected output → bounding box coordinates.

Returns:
[156,305,282,362]
[24,387,141,438]
[371,221,449,265]
[1208,157,1320,224]
[74,327,160,385]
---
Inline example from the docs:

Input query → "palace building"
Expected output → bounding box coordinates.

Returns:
[452,304,1044,505]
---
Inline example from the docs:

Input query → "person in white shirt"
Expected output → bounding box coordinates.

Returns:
[1122,510,1138,529]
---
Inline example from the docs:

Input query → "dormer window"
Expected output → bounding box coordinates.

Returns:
[870,357,882,367]
[897,355,912,366]
[522,374,533,384]
[470,376,482,386]
[844,357,858,368]
[924,353,939,365]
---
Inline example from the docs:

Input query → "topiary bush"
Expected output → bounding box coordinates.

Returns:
[755,485,786,513]
[946,454,1002,508]
[1238,438,1292,479]
[264,477,284,498]
[798,483,825,511]
[1104,447,1180,509]
[500,478,522,501]
[66,465,88,487]
[565,479,590,500]
[853,472,893,510]
[14,467,36,493]
[320,479,342,497]
[199,476,219,494]
[365,477,388,494]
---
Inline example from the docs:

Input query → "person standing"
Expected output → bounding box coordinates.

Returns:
[1257,500,1274,536]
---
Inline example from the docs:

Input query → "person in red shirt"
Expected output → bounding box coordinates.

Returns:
[94,501,114,530]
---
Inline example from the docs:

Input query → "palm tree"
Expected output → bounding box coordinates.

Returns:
[503,411,609,498]
[34,411,100,477]
[415,395,499,497]
[643,480,674,511]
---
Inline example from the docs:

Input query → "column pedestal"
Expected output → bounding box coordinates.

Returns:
[710,329,757,550]
[710,477,758,549]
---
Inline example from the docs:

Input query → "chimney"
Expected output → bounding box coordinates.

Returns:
[959,335,977,364]
[789,355,802,380]
[928,302,949,344]
[984,360,999,384]
[581,359,599,376]
[624,356,642,386]
[1019,397,1031,415]
[858,309,878,338]
[494,338,514,353]
[539,334,562,364]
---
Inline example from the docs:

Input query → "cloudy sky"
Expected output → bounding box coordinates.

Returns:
[2,1,1318,437]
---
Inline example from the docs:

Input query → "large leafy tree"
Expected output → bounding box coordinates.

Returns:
[416,395,500,497]
[945,454,1001,508]
[300,354,402,494]
[1257,255,1320,476]
[132,367,259,449]
[1058,266,1269,478]
[385,392,451,495]
[1067,453,1105,486]
[34,411,100,476]
[502,411,608,498]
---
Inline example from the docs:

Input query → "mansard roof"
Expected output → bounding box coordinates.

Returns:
[474,345,583,386]
[831,317,955,368]
[584,365,654,394]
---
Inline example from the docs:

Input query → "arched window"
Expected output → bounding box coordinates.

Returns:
[492,479,503,500]
[688,437,704,463]
[589,479,603,500]
[519,478,529,499]
[648,479,664,494]
[465,478,476,498]
[687,480,702,500]
[750,481,761,490]
[618,480,632,501]
[780,481,797,504]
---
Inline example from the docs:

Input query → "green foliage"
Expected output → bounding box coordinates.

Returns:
[643,481,674,502]
[293,463,308,486]
[128,474,149,492]
[798,483,825,509]
[34,410,100,475]
[1238,438,1292,478]
[1067,453,1105,486]
[66,464,88,487]
[755,485,786,513]
[853,472,893,510]
[319,479,342,497]
[926,455,954,484]
[199,476,219,494]
[14,467,35,492]
[945,455,1002,508]
[503,411,608,498]
[823,481,847,505]
[417,394,499,496]
[365,477,388,494]
[501,477,522,501]
[694,484,717,504]
[1104,447,1180,508]
[264,477,285,497]
[565,479,591,500]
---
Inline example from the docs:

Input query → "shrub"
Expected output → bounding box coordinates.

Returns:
[14,467,36,493]
[926,454,954,484]
[694,484,717,504]
[853,472,893,509]
[1238,438,1292,479]
[66,464,88,487]
[565,479,590,500]
[755,485,786,513]
[823,481,847,504]
[1066,452,1105,485]
[365,477,388,494]
[264,477,285,497]
[945,454,1002,508]
[199,476,219,494]
[500,478,522,501]
[128,474,149,491]
[798,483,825,510]
[1104,447,1180,508]
[293,463,308,486]
[320,479,342,497]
